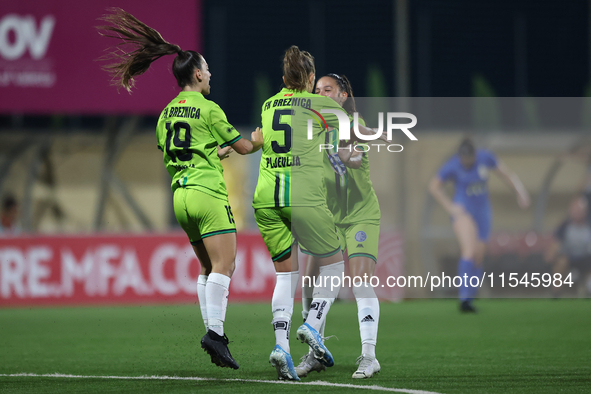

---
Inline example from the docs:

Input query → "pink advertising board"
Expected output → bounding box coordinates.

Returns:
[0,0,201,114]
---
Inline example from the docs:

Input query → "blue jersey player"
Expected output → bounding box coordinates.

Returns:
[429,138,530,312]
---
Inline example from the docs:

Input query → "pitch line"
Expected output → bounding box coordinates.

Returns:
[1,373,443,394]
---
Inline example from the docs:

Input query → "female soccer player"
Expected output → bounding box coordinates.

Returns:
[98,8,263,369]
[429,138,530,312]
[295,74,381,379]
[254,46,381,381]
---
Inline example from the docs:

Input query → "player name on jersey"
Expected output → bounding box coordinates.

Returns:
[162,106,201,119]
[262,97,312,111]
[265,155,301,168]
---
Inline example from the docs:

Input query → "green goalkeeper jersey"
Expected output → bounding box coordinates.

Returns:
[156,91,242,198]
[252,88,346,208]
[324,117,380,226]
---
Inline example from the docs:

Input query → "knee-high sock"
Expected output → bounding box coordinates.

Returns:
[272,271,299,353]
[197,274,208,332]
[458,258,474,301]
[302,277,314,322]
[206,273,231,336]
[353,283,379,358]
[470,263,483,299]
[306,261,344,332]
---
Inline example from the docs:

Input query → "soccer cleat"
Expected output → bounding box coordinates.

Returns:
[352,354,381,379]
[460,300,477,313]
[269,345,300,381]
[200,330,239,369]
[295,350,326,377]
[296,323,334,367]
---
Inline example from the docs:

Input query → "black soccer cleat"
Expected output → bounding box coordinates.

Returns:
[200,330,239,369]
[459,300,477,313]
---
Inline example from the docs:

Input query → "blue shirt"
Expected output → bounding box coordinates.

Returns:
[437,149,498,211]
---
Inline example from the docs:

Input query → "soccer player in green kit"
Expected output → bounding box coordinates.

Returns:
[296,74,381,379]
[99,9,263,370]
[254,46,381,381]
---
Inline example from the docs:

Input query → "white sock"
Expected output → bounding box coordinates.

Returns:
[197,274,208,332]
[301,278,314,322]
[272,271,299,353]
[354,282,379,358]
[307,261,344,332]
[206,273,231,336]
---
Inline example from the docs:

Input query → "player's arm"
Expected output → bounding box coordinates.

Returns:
[210,103,263,155]
[230,127,263,155]
[428,176,464,218]
[492,161,530,209]
[338,142,363,169]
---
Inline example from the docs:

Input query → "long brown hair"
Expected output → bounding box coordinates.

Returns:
[97,8,203,92]
[282,45,315,92]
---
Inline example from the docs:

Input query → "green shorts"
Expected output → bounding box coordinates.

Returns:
[173,187,236,245]
[337,223,380,263]
[255,205,341,262]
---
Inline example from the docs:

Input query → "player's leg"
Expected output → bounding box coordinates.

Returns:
[301,253,320,323]
[295,246,333,378]
[469,207,491,300]
[192,242,212,332]
[255,207,300,381]
[174,189,239,369]
[295,205,344,368]
[452,210,479,312]
[347,224,381,379]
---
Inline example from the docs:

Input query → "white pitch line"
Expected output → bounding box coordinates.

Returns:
[0,373,443,394]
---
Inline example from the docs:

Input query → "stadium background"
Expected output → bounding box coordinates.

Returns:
[0,1,590,393]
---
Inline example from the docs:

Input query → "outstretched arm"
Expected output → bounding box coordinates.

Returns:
[493,161,530,209]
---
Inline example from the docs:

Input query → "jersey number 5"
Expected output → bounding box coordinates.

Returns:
[271,109,293,153]
[165,121,192,162]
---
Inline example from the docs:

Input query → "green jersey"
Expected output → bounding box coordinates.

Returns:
[156,91,242,198]
[323,117,380,225]
[252,88,346,208]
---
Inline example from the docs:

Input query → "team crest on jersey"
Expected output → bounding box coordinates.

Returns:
[477,164,489,180]
[355,231,367,242]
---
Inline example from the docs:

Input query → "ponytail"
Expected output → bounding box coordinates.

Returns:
[282,45,315,92]
[97,8,202,92]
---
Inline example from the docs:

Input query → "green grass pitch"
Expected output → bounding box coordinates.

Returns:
[0,299,590,393]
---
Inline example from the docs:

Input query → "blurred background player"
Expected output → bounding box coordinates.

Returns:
[296,74,381,379]
[429,138,530,312]
[98,8,263,369]
[253,46,356,381]
[545,195,591,296]
[0,194,20,235]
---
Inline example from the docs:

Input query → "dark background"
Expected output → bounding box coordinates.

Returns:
[1,0,588,128]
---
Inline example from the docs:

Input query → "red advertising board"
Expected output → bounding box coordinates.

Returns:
[0,231,404,307]
[0,0,201,114]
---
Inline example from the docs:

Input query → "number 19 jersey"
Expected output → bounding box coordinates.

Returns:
[156,91,242,198]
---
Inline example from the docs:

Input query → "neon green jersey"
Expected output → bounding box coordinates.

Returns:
[323,117,380,225]
[252,88,345,208]
[340,148,381,225]
[156,91,242,198]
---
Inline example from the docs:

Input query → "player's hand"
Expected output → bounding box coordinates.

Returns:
[251,127,263,148]
[217,146,233,160]
[449,204,466,219]
[374,128,392,143]
[517,192,530,209]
